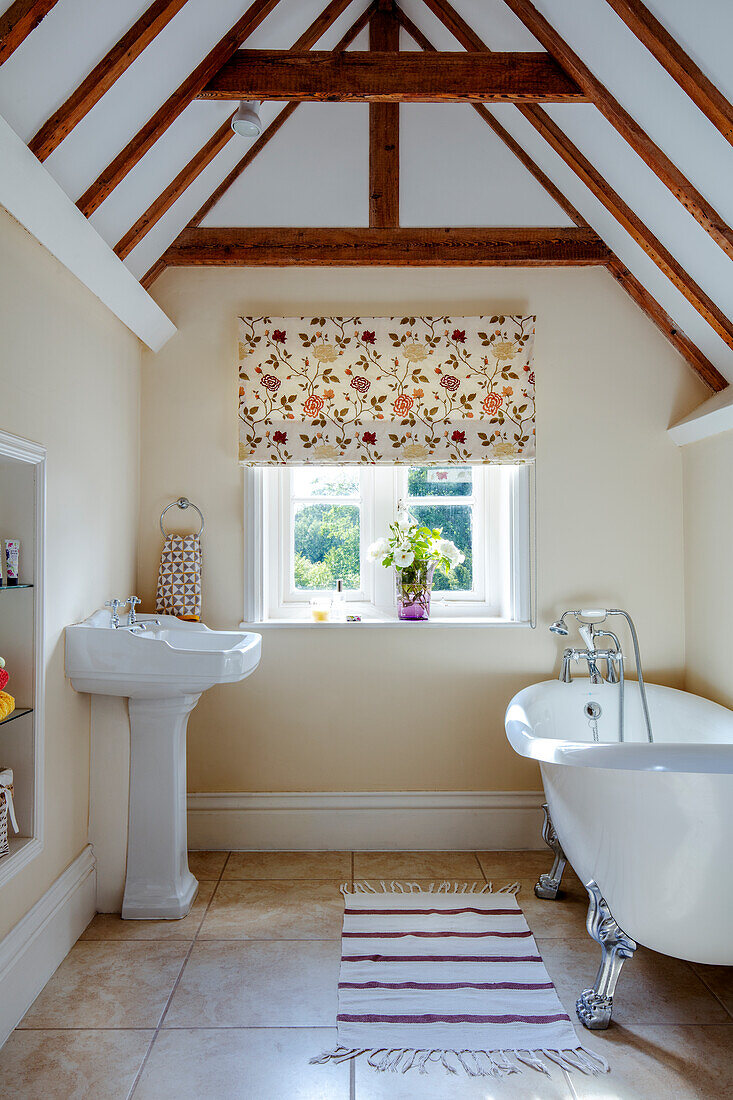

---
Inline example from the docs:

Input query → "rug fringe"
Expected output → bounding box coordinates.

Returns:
[342,880,520,895]
[310,1046,608,1078]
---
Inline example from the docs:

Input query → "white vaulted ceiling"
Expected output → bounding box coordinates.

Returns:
[0,0,732,382]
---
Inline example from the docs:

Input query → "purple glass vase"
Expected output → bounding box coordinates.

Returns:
[396,562,436,621]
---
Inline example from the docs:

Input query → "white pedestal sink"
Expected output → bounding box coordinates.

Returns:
[66,611,261,919]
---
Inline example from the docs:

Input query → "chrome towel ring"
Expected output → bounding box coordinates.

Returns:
[159,497,204,537]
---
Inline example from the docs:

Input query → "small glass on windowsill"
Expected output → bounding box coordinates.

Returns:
[310,597,332,623]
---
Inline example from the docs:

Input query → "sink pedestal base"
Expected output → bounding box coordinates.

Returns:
[122,693,201,920]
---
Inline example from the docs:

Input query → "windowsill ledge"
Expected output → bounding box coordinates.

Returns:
[241,617,533,629]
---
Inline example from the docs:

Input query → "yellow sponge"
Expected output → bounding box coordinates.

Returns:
[0,692,15,721]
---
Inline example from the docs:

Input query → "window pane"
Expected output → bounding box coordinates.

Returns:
[411,504,473,592]
[292,467,359,498]
[407,466,472,497]
[293,503,360,590]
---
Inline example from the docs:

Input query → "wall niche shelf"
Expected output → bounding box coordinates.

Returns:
[0,708,33,727]
[0,431,45,889]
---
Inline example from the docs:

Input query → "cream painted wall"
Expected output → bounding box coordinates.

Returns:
[682,429,733,706]
[0,209,141,939]
[141,266,706,795]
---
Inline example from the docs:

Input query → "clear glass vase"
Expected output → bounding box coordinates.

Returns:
[395,561,436,621]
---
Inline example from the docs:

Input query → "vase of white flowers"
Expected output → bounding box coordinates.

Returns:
[368,512,465,621]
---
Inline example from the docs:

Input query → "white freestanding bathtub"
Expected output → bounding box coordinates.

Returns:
[505,678,733,969]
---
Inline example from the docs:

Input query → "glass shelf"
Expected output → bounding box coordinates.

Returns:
[0,707,32,727]
[0,584,33,591]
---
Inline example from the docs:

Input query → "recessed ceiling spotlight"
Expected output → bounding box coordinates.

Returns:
[232,100,262,138]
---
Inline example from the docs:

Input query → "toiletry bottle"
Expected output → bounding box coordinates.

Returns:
[332,578,346,622]
[4,541,19,587]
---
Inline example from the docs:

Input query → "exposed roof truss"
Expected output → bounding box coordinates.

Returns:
[2,0,732,392]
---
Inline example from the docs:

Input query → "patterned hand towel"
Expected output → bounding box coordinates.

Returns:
[155,533,202,620]
[312,881,608,1079]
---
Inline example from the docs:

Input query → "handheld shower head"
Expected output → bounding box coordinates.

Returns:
[550,618,569,635]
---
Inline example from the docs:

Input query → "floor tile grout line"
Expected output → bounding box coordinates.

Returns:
[127,851,231,1099]
[125,941,194,1098]
[193,850,231,943]
[16,1024,352,1032]
[678,957,733,1022]
[18,1020,733,1032]
[692,967,733,1020]
[563,1065,579,1099]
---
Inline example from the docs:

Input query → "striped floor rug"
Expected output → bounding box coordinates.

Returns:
[312,881,608,1079]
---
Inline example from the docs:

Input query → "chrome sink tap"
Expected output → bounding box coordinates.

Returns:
[105,599,122,628]
[105,597,159,633]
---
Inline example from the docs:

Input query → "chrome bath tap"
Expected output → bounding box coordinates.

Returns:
[550,608,653,744]
[558,644,614,686]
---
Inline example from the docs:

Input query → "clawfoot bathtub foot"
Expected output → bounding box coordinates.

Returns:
[577,879,637,1030]
[534,803,568,899]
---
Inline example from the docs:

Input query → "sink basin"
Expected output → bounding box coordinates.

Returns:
[66,610,261,697]
[65,610,262,920]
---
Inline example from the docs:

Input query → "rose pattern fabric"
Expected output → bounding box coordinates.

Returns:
[483,392,503,415]
[238,315,535,465]
[303,394,324,417]
[392,393,415,418]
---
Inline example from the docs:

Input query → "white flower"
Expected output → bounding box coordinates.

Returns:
[396,511,411,530]
[436,538,464,566]
[367,537,390,563]
[393,548,415,569]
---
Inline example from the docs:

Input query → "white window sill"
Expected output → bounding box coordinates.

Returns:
[241,618,533,629]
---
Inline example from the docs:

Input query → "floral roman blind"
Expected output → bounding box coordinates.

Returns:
[237,315,535,466]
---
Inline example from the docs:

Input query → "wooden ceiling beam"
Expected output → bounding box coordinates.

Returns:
[183,103,298,232]
[414,0,728,389]
[500,0,733,260]
[115,115,234,260]
[395,7,587,229]
[158,226,611,266]
[75,0,286,217]
[608,258,727,391]
[419,0,733,352]
[198,50,587,102]
[0,0,58,64]
[29,0,189,161]
[369,1,399,228]
[186,0,377,230]
[603,0,733,148]
[521,104,733,349]
[123,1,373,265]
[140,255,168,292]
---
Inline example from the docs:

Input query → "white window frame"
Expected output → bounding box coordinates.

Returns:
[281,468,370,605]
[243,464,533,624]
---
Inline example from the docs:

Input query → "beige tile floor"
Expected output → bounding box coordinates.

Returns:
[0,851,730,1099]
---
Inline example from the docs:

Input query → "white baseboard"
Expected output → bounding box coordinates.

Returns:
[0,845,96,1047]
[187,791,546,851]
